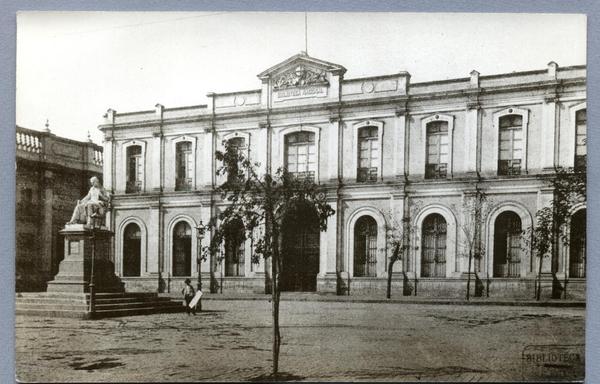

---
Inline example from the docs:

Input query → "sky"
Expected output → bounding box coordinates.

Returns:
[16,12,586,144]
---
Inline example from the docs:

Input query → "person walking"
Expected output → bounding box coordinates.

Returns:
[181,278,196,315]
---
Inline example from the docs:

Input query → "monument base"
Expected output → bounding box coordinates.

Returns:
[47,224,124,293]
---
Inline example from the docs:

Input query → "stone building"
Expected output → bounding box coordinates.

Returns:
[16,125,103,291]
[99,53,586,298]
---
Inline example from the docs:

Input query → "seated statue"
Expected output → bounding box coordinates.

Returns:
[68,176,111,227]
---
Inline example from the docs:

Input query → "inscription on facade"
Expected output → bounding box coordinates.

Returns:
[274,85,328,101]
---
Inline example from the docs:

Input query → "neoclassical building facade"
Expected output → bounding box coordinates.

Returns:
[98,53,586,298]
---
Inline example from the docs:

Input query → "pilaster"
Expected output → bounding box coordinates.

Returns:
[327,118,339,181]
[541,96,558,171]
[393,110,407,179]
[464,104,479,175]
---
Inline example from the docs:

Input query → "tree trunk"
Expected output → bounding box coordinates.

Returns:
[466,249,472,301]
[536,253,543,301]
[386,244,400,299]
[387,259,395,299]
[271,224,281,375]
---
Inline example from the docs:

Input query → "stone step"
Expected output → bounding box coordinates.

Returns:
[15,292,184,319]
[16,297,88,305]
[15,308,90,319]
[93,305,184,318]
[93,301,181,311]
[16,302,88,311]
[94,296,172,303]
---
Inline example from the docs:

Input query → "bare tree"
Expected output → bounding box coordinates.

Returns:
[204,140,334,376]
[385,200,418,299]
[525,167,585,300]
[456,184,489,300]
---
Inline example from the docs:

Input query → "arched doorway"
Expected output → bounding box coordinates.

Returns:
[493,211,522,277]
[172,221,192,276]
[281,202,320,291]
[354,216,377,277]
[569,209,586,278]
[421,213,447,277]
[224,219,246,277]
[123,223,141,276]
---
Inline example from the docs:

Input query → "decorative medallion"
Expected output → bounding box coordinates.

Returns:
[362,81,375,93]
[234,95,246,106]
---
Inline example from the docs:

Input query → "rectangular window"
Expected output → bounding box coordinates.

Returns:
[126,146,142,193]
[498,115,523,176]
[226,137,247,184]
[285,132,316,181]
[176,142,193,191]
[575,109,586,171]
[357,126,379,182]
[425,121,448,179]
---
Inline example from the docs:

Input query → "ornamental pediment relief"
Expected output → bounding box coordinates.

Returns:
[273,65,329,90]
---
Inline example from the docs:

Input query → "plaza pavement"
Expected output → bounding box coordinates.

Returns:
[16,299,585,382]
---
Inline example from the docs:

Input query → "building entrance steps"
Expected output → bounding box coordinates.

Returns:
[159,291,585,308]
[16,292,185,319]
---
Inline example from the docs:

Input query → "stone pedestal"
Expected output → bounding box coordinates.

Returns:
[47,224,124,293]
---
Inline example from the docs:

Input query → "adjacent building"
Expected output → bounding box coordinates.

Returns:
[99,53,586,298]
[16,125,103,291]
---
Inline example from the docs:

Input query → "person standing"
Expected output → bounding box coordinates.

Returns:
[181,278,196,315]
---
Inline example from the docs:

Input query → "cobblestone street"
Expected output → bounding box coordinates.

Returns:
[16,300,585,382]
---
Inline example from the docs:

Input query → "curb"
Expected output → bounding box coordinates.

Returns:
[186,295,586,308]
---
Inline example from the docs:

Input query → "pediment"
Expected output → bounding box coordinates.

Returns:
[257,52,347,85]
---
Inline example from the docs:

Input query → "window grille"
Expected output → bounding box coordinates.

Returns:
[421,214,447,277]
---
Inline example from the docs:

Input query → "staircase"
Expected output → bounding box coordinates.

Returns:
[16,292,184,319]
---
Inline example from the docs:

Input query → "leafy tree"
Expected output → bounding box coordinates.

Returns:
[204,140,334,376]
[525,167,586,300]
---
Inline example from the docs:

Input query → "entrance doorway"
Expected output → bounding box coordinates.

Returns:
[281,202,320,291]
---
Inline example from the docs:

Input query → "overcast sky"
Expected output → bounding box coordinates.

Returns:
[16,12,586,144]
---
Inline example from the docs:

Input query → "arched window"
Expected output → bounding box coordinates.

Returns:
[575,109,586,171]
[123,223,141,276]
[172,221,192,276]
[126,145,143,193]
[421,214,447,277]
[498,115,523,175]
[493,211,522,277]
[224,219,246,277]
[357,127,379,182]
[425,121,449,179]
[285,132,316,181]
[353,216,378,277]
[569,209,586,278]
[175,141,193,191]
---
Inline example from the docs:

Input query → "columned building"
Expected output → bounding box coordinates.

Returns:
[99,53,586,298]
[16,125,104,291]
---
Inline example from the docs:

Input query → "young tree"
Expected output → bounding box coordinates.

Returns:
[385,199,418,299]
[526,167,586,300]
[456,184,489,300]
[205,140,334,376]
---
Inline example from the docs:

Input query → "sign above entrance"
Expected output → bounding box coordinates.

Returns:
[273,85,328,102]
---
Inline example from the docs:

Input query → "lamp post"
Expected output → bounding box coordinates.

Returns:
[88,219,96,315]
[195,220,206,312]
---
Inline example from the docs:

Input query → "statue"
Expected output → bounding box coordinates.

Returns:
[68,176,111,227]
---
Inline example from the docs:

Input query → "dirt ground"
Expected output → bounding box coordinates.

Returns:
[16,300,585,382]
